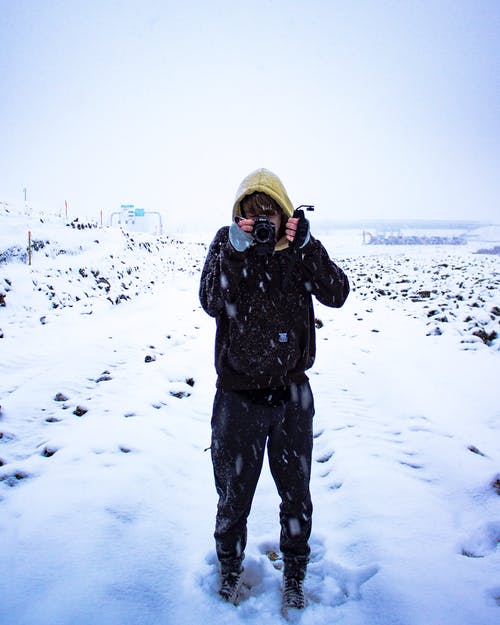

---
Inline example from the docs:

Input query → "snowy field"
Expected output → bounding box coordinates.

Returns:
[1,201,499,625]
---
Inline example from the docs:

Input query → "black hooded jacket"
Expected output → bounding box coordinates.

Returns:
[199,226,349,391]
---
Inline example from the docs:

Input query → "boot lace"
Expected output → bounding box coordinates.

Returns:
[282,576,305,609]
[219,571,242,604]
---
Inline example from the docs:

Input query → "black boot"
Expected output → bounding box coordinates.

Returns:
[282,560,306,611]
[218,568,244,605]
[282,574,306,610]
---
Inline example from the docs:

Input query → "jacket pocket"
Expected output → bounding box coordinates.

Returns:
[227,318,300,376]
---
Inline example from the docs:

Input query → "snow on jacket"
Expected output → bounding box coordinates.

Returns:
[199,169,350,390]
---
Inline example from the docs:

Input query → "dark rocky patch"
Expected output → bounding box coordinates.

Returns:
[0,471,31,486]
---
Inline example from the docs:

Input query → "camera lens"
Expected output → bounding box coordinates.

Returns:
[252,217,275,245]
[254,223,272,243]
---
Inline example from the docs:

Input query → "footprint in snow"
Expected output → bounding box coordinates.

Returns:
[399,460,424,471]
[328,481,343,491]
[406,414,453,438]
[460,521,500,558]
[316,450,335,464]
[384,430,404,442]
[306,558,379,607]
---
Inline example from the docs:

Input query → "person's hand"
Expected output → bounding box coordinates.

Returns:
[285,217,299,242]
[286,213,310,248]
[237,218,255,234]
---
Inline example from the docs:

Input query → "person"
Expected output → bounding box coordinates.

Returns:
[199,168,350,610]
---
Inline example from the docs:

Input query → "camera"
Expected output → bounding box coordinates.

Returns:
[252,216,275,254]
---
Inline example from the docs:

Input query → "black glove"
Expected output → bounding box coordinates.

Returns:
[292,209,310,249]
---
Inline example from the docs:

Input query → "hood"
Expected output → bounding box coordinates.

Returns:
[232,168,295,252]
[232,168,295,221]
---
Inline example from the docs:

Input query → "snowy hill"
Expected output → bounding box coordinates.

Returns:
[1,201,499,625]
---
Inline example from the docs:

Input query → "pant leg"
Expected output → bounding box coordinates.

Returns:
[210,388,271,572]
[267,382,315,571]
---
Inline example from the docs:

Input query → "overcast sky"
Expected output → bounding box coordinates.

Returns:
[1,0,499,228]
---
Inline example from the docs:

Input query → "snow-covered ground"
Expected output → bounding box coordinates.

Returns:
[1,201,499,625]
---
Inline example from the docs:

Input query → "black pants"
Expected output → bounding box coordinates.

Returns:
[210,382,314,575]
